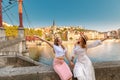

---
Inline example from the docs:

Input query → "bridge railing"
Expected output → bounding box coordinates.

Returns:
[0,36,18,42]
[0,36,7,42]
[0,51,20,56]
[0,36,28,57]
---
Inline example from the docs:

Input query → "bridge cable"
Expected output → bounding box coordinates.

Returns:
[2,0,17,13]
[2,1,14,25]
[23,2,32,28]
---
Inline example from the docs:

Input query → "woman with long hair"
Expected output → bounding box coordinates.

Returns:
[38,37,72,80]
[70,33,108,80]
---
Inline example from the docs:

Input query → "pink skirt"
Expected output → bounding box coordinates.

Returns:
[53,58,72,80]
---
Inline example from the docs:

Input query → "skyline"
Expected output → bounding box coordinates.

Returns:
[2,0,120,32]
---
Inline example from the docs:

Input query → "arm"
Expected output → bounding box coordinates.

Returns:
[70,42,78,60]
[35,35,53,48]
[87,37,108,48]
[69,46,76,68]
[42,39,53,48]
[70,56,75,69]
[65,52,71,63]
[63,48,70,63]
[101,37,108,42]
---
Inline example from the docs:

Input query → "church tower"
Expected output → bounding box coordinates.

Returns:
[51,20,57,34]
[51,20,56,31]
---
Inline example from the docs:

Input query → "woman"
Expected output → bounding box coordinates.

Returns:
[38,37,72,80]
[70,33,107,80]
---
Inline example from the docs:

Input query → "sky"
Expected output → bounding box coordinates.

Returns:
[2,0,120,32]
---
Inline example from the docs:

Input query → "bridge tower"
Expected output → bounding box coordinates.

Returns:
[0,0,5,39]
[18,0,27,55]
[18,0,24,38]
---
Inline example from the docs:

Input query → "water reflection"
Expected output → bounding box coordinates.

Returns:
[28,40,120,65]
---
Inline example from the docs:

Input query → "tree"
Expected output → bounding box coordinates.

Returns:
[4,25,18,38]
[24,28,43,37]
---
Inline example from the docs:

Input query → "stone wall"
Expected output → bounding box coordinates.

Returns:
[94,61,120,80]
[0,55,44,67]
[1,60,120,80]
[6,56,37,67]
[0,37,28,57]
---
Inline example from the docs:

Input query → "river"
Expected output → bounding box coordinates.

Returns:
[27,39,120,65]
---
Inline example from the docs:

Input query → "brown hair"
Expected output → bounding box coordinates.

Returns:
[81,37,86,48]
[80,35,88,48]
[54,37,65,49]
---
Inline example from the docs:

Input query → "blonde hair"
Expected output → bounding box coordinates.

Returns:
[54,37,65,49]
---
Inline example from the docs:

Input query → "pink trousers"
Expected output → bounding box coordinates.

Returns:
[53,58,72,80]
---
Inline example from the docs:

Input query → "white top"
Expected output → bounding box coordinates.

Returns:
[53,45,67,57]
[72,40,102,60]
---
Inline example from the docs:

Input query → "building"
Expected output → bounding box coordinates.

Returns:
[97,32,105,39]
[117,28,120,39]
[107,30,117,39]
[67,31,80,41]
[85,30,98,40]
[51,20,57,34]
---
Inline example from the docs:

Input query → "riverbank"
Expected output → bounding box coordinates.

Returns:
[26,39,120,47]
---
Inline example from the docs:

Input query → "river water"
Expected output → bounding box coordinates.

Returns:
[28,39,120,65]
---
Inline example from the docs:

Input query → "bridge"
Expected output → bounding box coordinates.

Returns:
[0,0,26,56]
[0,0,29,68]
